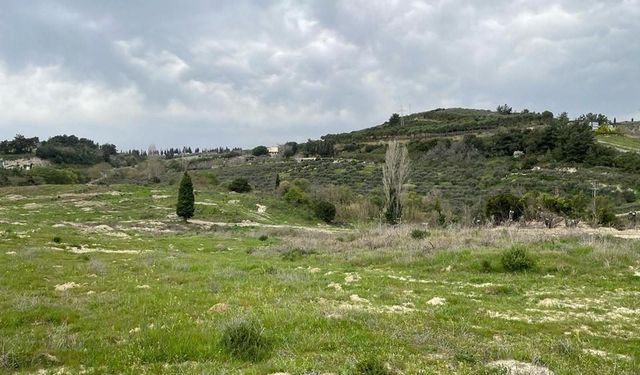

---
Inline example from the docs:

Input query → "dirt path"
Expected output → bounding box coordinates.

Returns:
[187,219,350,234]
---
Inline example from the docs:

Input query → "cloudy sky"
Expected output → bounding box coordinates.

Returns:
[1,1,639,149]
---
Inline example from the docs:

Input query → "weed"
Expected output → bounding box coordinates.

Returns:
[481,259,493,273]
[353,358,391,375]
[281,248,316,261]
[410,229,430,240]
[501,246,535,272]
[220,317,271,362]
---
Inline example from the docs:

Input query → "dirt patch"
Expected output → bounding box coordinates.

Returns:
[488,360,554,375]
[426,297,446,306]
[582,348,631,361]
[55,282,82,291]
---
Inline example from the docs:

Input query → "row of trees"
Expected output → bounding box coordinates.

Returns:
[0,134,39,154]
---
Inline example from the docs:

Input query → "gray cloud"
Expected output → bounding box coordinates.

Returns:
[1,0,639,149]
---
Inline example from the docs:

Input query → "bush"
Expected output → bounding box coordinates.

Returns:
[501,246,535,272]
[313,200,336,223]
[410,229,430,239]
[220,317,271,362]
[251,145,269,157]
[31,167,80,185]
[52,236,62,244]
[228,178,252,193]
[283,185,309,205]
[480,259,493,273]
[258,234,268,241]
[485,192,524,224]
[354,358,391,375]
[281,248,315,261]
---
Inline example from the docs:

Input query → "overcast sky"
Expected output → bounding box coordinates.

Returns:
[1,1,639,149]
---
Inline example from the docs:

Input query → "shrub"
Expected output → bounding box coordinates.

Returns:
[31,167,80,185]
[283,185,309,205]
[220,317,271,362]
[480,259,492,273]
[281,248,315,261]
[501,246,535,272]
[258,234,269,241]
[354,358,391,375]
[313,200,336,223]
[228,178,252,193]
[485,192,524,224]
[251,145,269,157]
[410,229,430,239]
[52,236,62,244]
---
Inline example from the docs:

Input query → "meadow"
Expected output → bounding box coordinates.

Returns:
[1,182,639,374]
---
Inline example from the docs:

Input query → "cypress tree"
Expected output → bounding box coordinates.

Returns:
[176,171,195,221]
[275,173,280,190]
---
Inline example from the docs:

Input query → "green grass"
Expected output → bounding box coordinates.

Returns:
[0,183,639,374]
[597,134,640,153]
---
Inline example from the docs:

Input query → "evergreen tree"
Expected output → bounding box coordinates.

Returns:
[275,173,280,190]
[176,172,195,221]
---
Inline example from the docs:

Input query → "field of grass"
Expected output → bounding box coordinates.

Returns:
[597,134,640,153]
[1,183,639,374]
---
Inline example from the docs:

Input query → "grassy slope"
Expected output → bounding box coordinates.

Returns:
[596,134,640,153]
[1,184,639,374]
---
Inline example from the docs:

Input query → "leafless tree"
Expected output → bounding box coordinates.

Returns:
[146,144,164,182]
[382,141,410,224]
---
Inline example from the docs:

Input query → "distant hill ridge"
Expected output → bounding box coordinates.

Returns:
[323,107,553,144]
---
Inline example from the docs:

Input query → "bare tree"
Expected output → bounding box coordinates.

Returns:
[382,141,410,224]
[146,144,164,182]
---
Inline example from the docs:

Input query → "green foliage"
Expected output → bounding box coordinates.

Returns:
[384,189,401,224]
[0,134,39,154]
[220,317,271,362]
[501,246,535,272]
[176,172,195,221]
[282,142,298,158]
[595,196,618,226]
[496,104,512,115]
[485,192,524,224]
[281,248,316,261]
[35,135,104,165]
[313,200,336,223]
[410,229,430,239]
[30,167,82,185]
[228,178,252,193]
[251,145,269,157]
[283,185,309,205]
[258,234,268,241]
[554,123,594,163]
[353,358,391,375]
[388,113,401,126]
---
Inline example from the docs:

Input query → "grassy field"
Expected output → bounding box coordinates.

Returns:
[1,183,639,374]
[596,134,640,153]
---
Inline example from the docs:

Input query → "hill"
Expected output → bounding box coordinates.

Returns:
[323,107,552,143]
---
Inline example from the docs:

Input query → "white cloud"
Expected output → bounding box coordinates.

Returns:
[0,1,639,148]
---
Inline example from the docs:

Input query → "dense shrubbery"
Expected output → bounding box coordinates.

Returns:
[35,135,116,165]
[313,200,336,223]
[251,145,269,157]
[30,166,84,185]
[228,178,252,193]
[485,192,524,224]
[0,134,39,154]
[501,246,535,272]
